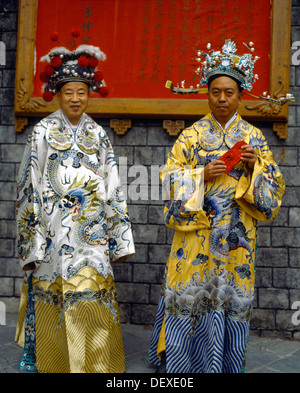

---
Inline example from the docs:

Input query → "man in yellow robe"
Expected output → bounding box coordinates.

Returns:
[148,40,285,373]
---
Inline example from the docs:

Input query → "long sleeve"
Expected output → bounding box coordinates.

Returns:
[101,132,135,262]
[161,129,209,232]
[16,126,47,270]
[235,128,285,222]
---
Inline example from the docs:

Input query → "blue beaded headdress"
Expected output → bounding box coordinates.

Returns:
[166,39,295,105]
[198,39,258,91]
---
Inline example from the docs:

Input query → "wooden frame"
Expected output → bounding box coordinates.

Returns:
[15,0,292,138]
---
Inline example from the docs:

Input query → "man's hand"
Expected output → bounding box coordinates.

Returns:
[204,160,227,181]
[240,145,258,169]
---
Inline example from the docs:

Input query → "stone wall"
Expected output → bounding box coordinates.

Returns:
[0,0,300,338]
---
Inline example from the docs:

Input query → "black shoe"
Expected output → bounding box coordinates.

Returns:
[155,352,166,373]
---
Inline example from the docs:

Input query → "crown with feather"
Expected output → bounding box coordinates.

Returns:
[166,39,295,105]
[198,39,258,91]
[39,29,109,102]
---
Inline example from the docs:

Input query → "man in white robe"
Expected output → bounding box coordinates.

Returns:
[15,42,134,373]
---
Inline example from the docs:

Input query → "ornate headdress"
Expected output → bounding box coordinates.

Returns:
[166,39,294,105]
[39,29,109,102]
[198,39,258,91]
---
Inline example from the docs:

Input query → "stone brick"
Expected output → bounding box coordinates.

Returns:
[133,224,166,244]
[167,227,175,245]
[289,248,300,268]
[0,297,20,314]
[285,127,300,147]
[1,143,27,163]
[2,69,15,88]
[0,13,17,31]
[0,220,16,238]
[118,303,131,324]
[290,289,300,305]
[282,187,300,207]
[149,244,171,264]
[256,247,288,267]
[293,331,300,340]
[148,205,164,225]
[129,244,148,263]
[114,146,134,165]
[116,282,149,303]
[113,263,132,282]
[0,126,15,143]
[0,239,14,257]
[272,146,298,166]
[290,85,300,106]
[272,228,300,247]
[0,181,16,201]
[14,277,23,296]
[0,0,18,13]
[296,66,300,86]
[252,289,258,308]
[276,310,300,331]
[256,227,271,247]
[0,201,14,219]
[297,107,300,129]
[134,146,165,166]
[0,106,15,125]
[133,264,165,284]
[0,277,13,296]
[282,167,300,187]
[250,308,275,330]
[288,105,296,126]
[290,66,296,87]
[0,163,15,181]
[150,284,162,304]
[0,258,21,277]
[131,304,157,325]
[290,207,300,226]
[292,4,300,24]
[128,204,148,224]
[258,288,289,309]
[254,267,272,288]
[114,126,147,146]
[273,268,300,289]
[1,31,16,50]
[0,88,14,106]
[147,126,176,147]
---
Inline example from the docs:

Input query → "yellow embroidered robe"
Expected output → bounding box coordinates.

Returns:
[148,113,285,373]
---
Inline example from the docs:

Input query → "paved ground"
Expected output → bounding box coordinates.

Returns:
[1,314,300,373]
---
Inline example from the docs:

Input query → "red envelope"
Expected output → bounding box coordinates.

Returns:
[219,140,247,173]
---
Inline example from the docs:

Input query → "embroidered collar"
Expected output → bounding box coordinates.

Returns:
[45,109,100,154]
[61,111,84,132]
[194,112,250,151]
[212,112,238,131]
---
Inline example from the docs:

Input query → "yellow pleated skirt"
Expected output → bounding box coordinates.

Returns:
[15,266,125,373]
